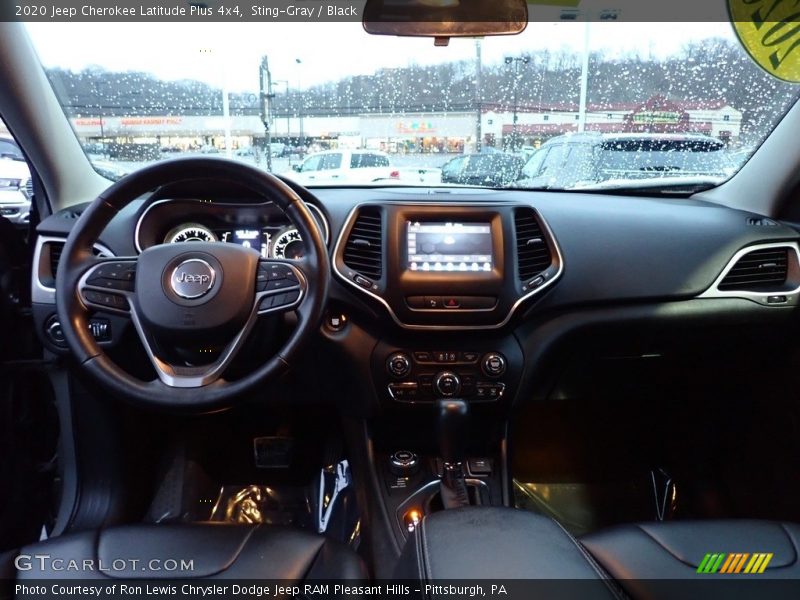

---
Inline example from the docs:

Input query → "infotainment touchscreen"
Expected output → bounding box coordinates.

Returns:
[407,221,493,272]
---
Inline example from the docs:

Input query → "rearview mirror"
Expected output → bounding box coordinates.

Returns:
[363,0,528,39]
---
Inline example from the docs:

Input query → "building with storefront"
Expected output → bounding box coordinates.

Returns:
[69,95,743,155]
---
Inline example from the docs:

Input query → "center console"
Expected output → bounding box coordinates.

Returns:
[331,202,562,548]
[332,203,562,330]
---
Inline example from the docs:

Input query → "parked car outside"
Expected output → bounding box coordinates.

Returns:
[515,132,734,190]
[0,135,31,224]
[283,149,399,185]
[440,152,525,187]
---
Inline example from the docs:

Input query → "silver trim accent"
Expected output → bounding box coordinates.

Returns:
[170,259,216,299]
[134,198,330,253]
[77,258,306,388]
[697,241,800,306]
[331,202,565,330]
[32,235,115,305]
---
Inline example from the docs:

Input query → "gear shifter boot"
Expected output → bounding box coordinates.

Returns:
[440,462,470,509]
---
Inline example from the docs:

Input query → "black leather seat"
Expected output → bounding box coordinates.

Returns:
[581,520,800,600]
[396,508,800,599]
[581,519,800,578]
[10,523,366,581]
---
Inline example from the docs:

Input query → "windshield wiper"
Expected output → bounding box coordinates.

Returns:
[572,175,726,195]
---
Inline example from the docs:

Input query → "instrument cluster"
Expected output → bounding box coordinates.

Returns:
[136,199,329,260]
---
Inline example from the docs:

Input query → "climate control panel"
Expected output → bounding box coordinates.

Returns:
[382,349,508,403]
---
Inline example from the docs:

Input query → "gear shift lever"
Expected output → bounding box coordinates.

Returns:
[437,399,470,509]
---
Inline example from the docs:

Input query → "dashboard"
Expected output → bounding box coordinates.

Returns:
[28,182,800,409]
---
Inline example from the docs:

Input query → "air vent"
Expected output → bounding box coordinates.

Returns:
[48,242,108,280]
[515,208,552,281]
[49,242,63,278]
[343,208,383,280]
[718,247,789,291]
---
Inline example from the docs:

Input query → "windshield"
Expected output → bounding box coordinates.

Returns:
[25,21,800,190]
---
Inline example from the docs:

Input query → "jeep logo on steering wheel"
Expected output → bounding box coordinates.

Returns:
[170,259,216,299]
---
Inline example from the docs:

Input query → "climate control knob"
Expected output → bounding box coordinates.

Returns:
[387,352,412,378]
[434,371,461,397]
[482,352,507,377]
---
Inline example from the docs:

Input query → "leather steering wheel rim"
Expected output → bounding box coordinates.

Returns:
[55,157,329,411]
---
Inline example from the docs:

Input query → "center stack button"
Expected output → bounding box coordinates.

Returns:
[434,371,461,397]
[387,352,412,378]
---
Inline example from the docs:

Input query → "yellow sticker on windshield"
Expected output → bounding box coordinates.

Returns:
[729,0,800,83]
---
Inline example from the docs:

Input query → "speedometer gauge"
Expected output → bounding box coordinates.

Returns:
[272,228,304,259]
[165,224,218,244]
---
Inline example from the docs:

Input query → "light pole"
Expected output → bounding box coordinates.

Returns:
[577,20,591,133]
[259,56,273,171]
[273,79,291,165]
[295,58,305,158]
[475,39,482,153]
[505,55,530,152]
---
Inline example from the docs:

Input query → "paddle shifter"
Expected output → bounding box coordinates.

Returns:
[437,398,470,509]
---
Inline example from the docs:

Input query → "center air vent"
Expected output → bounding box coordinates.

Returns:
[718,247,789,291]
[343,208,383,281]
[515,208,553,281]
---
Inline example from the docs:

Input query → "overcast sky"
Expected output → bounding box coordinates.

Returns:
[25,21,736,92]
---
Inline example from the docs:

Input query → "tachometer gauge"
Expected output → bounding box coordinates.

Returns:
[165,224,218,244]
[272,228,304,259]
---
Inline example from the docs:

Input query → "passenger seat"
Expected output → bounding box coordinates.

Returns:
[581,520,800,585]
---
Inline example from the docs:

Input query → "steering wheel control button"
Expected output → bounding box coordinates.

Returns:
[263,278,295,292]
[86,277,135,292]
[434,371,461,397]
[82,290,129,311]
[482,352,507,377]
[390,450,420,476]
[387,352,412,378]
[88,262,136,281]
[170,259,216,299]
[259,289,301,311]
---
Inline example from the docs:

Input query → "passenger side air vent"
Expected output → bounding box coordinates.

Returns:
[718,247,789,291]
[515,208,552,281]
[343,208,383,280]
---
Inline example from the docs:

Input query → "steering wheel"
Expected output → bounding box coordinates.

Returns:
[55,158,329,410]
